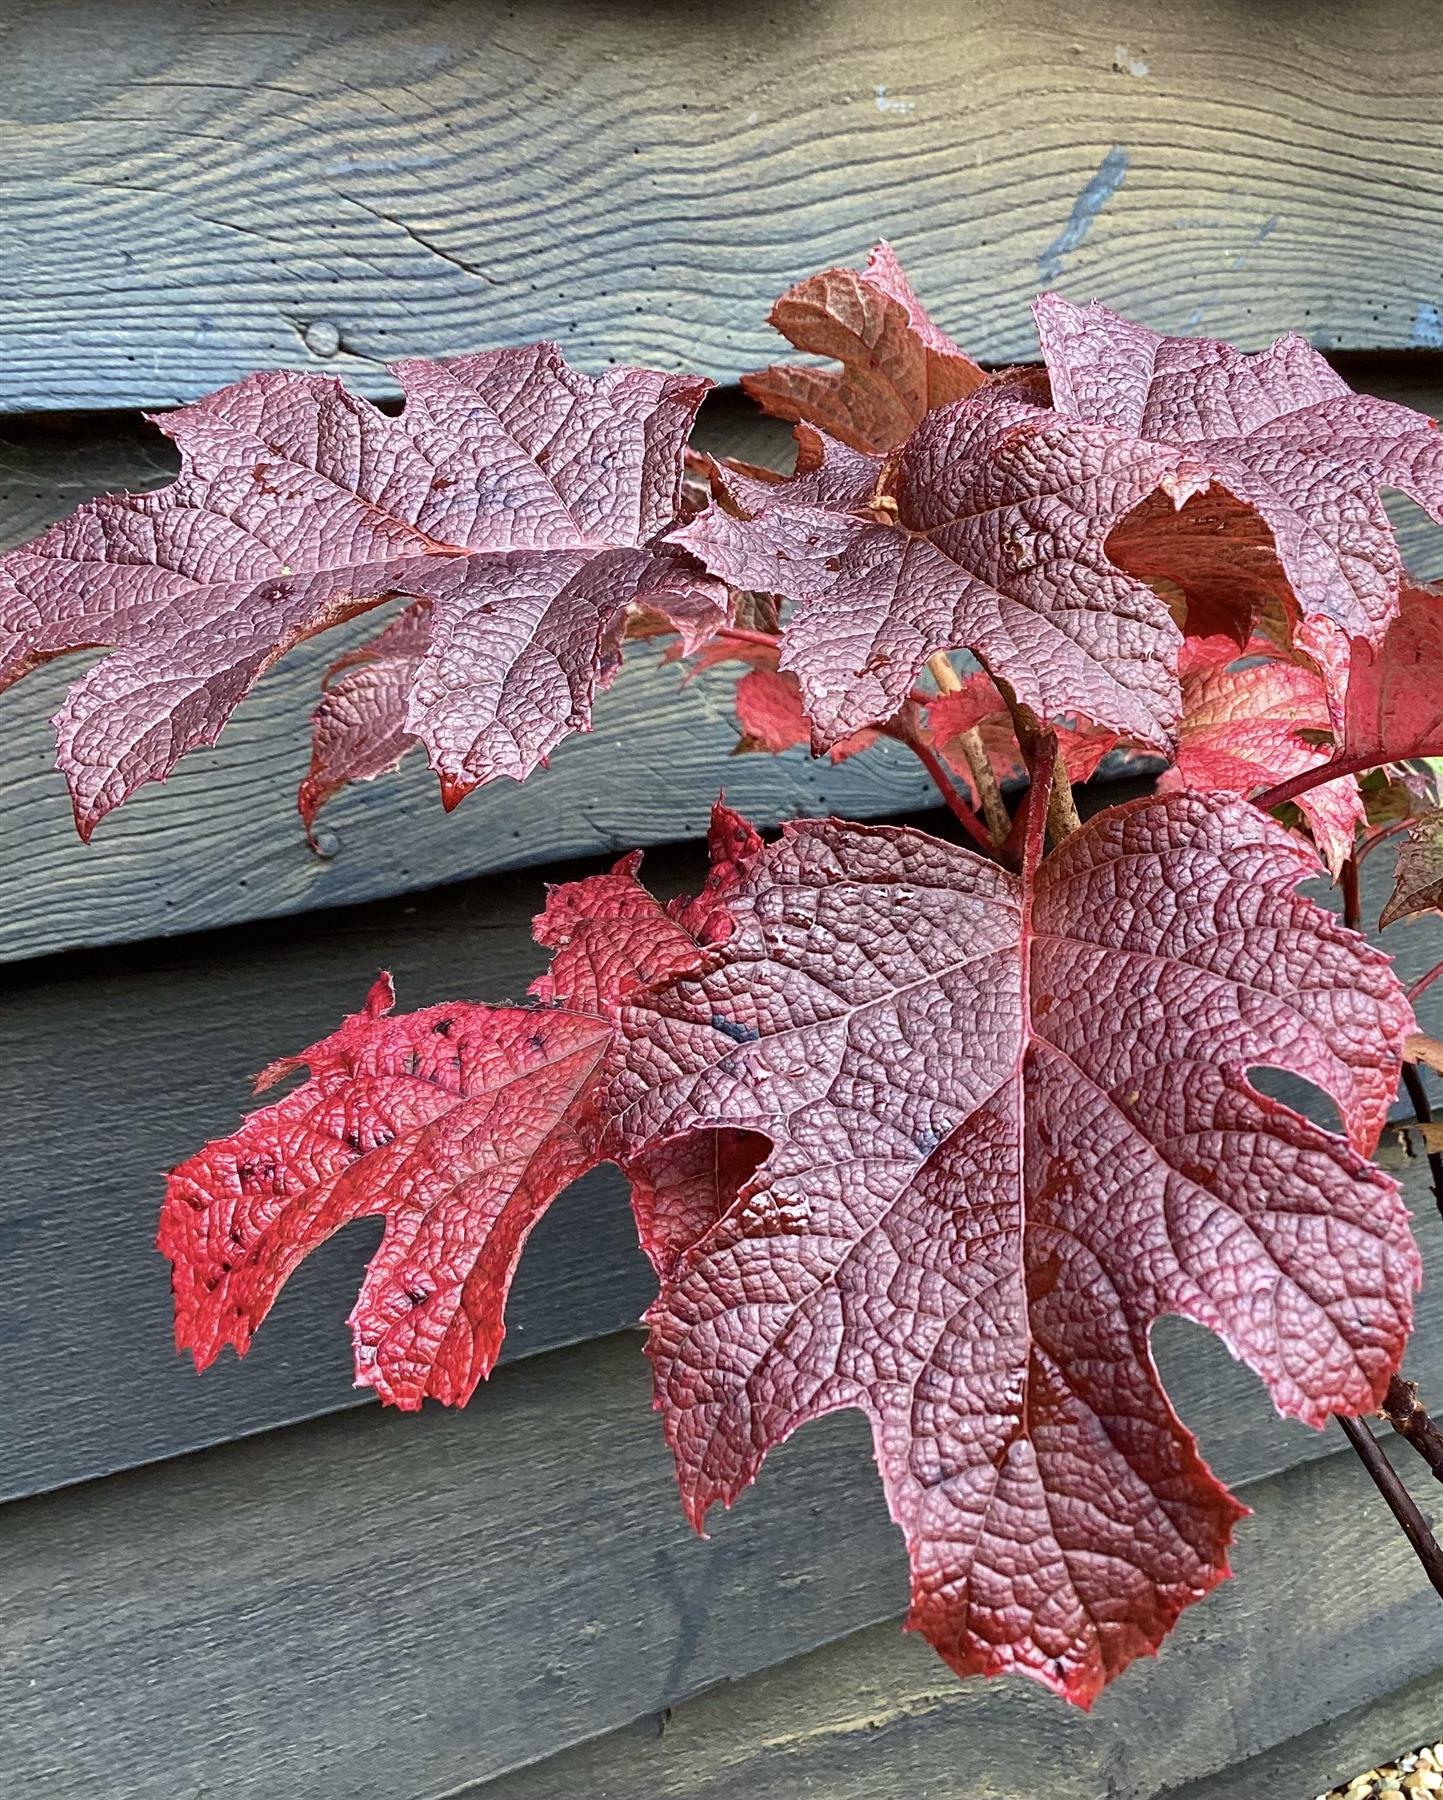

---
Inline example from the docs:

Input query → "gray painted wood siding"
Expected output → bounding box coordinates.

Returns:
[4,5,1443,1792]
[1,368,1439,964]
[3,0,1443,413]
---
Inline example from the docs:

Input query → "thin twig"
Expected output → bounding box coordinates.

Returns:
[713,624,785,655]
[995,690,1081,845]
[926,654,1009,844]
[882,710,997,855]
[1356,817,1411,867]
[1384,1375,1443,1480]
[1335,1413,1443,1601]
[1402,1061,1443,1224]
[1411,958,1443,1007]
[1045,752,1082,843]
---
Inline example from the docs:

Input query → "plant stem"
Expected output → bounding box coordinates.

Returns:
[1356,817,1411,866]
[1411,959,1443,1007]
[1256,752,1397,813]
[926,654,1009,843]
[1336,1411,1443,1601]
[883,710,997,854]
[714,624,784,655]
[1045,752,1082,843]
[1385,1375,1443,1479]
[994,686,1081,846]
[1401,1061,1443,1224]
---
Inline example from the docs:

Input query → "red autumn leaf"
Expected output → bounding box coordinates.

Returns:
[159,973,612,1408]
[733,666,879,762]
[674,390,1185,754]
[529,851,706,1016]
[926,674,1122,796]
[742,241,985,453]
[1341,581,1443,764]
[529,811,764,1277]
[297,598,431,837]
[608,780,1416,1704]
[1381,809,1443,931]
[298,545,729,833]
[0,344,721,837]
[1034,297,1443,654]
[1163,636,1363,876]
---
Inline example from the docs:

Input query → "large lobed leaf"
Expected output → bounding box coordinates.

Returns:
[159,974,613,1408]
[1034,297,1443,658]
[607,775,1417,1704]
[0,345,721,836]
[742,241,985,453]
[675,392,1187,755]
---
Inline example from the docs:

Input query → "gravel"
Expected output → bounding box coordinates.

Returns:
[1323,1740,1443,1799]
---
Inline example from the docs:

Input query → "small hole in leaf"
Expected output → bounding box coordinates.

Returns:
[1248,1066,1343,1136]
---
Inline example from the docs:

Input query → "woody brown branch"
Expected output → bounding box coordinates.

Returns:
[1384,1375,1443,1481]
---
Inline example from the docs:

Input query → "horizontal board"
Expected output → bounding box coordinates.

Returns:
[1170,1666,1443,1800]
[3,820,1436,1502]
[0,835,701,1502]
[0,396,945,964]
[2,367,1441,962]
[4,1,1443,412]
[3,1323,1440,1800]
[472,1444,1443,1800]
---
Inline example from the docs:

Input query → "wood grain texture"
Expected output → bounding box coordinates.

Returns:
[2,367,1440,962]
[4,0,1443,413]
[0,835,701,1502]
[4,792,1437,1502]
[466,1445,1443,1800]
[1168,1666,1443,1800]
[0,396,947,963]
[3,1323,1440,1800]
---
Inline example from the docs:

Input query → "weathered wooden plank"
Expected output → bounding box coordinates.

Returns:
[466,1445,1443,1800]
[0,397,946,963]
[2,367,1440,962]
[1168,1667,1443,1800]
[4,1,1443,414]
[4,1313,1440,1800]
[0,835,700,1502]
[2,794,1437,1501]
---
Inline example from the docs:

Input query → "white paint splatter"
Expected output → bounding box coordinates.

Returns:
[1412,302,1443,348]
[874,85,915,115]
[1113,46,1150,76]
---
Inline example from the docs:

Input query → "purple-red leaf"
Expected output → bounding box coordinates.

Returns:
[608,785,1416,1704]
[298,598,430,836]
[1035,297,1443,655]
[1164,637,1363,876]
[530,809,765,1278]
[0,345,720,836]
[742,242,985,453]
[733,665,878,762]
[1342,582,1443,764]
[675,390,1185,753]
[159,973,612,1408]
